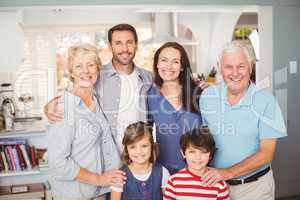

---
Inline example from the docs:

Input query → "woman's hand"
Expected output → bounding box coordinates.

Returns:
[97,169,126,187]
[44,95,63,123]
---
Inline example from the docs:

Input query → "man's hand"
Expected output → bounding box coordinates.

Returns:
[199,80,209,89]
[202,167,234,186]
[97,169,126,187]
[43,95,63,123]
[202,139,277,186]
[193,77,209,90]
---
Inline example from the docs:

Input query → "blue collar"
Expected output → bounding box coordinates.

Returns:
[71,89,98,108]
[221,82,256,107]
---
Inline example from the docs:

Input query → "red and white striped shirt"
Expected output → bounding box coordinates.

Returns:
[164,168,230,200]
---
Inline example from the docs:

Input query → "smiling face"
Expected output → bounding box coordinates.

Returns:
[109,30,137,67]
[127,135,152,165]
[181,145,210,174]
[71,53,99,88]
[220,49,252,95]
[157,47,182,83]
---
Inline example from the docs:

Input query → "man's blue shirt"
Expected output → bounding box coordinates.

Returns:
[200,83,287,178]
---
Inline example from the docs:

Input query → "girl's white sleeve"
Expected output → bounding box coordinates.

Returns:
[110,185,123,193]
[161,166,170,188]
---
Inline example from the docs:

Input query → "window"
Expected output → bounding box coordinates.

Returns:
[54,26,153,92]
[15,25,152,114]
[55,30,95,92]
[14,29,55,115]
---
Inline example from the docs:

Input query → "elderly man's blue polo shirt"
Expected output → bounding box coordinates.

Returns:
[147,85,202,174]
[199,83,287,178]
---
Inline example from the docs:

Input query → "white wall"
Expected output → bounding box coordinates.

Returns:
[0,9,24,72]
[272,5,300,197]
[179,12,242,77]
[179,13,213,74]
[22,8,150,26]
[257,6,273,92]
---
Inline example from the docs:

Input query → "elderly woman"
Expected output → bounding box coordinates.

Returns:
[47,44,124,200]
[199,40,287,200]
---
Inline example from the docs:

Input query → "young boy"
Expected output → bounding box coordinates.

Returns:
[163,128,230,200]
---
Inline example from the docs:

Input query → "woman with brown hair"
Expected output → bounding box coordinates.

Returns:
[147,42,203,174]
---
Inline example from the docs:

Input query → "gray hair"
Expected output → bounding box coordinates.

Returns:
[218,40,256,66]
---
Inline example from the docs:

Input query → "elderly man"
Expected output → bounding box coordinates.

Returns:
[199,40,287,200]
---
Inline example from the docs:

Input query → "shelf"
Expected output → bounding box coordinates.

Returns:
[0,130,46,139]
[0,183,45,200]
[0,168,40,177]
[0,117,46,139]
[0,167,49,177]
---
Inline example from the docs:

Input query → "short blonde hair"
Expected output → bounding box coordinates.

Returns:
[219,40,256,68]
[67,43,102,82]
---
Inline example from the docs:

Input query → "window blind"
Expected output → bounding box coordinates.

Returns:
[14,30,55,115]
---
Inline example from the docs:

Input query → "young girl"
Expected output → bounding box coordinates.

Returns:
[110,121,170,200]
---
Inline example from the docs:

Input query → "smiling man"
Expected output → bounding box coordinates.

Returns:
[199,40,287,200]
[96,24,152,151]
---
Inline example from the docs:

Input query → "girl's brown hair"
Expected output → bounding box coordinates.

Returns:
[122,121,158,165]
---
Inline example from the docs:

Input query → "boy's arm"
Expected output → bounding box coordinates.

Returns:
[163,178,177,200]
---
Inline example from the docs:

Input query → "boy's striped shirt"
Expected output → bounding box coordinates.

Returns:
[164,168,230,200]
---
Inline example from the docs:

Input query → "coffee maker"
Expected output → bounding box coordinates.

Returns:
[0,83,16,130]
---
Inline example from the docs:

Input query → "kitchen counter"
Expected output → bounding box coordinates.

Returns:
[0,118,46,139]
